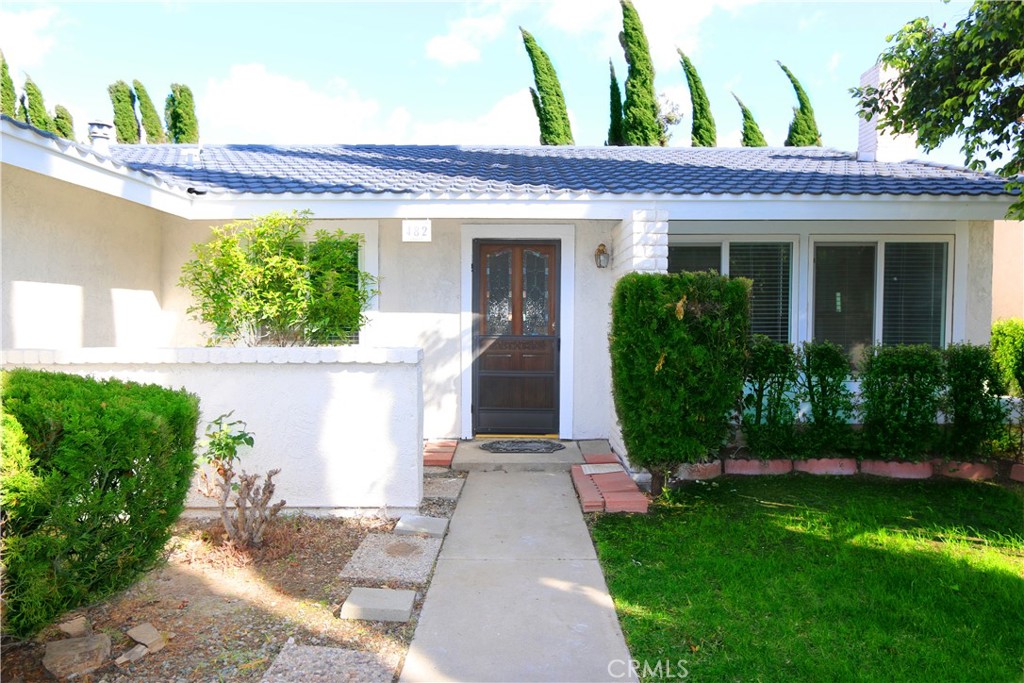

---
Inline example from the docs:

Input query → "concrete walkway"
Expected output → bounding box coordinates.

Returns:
[400,470,636,682]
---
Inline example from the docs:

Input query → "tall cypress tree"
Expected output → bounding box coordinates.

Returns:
[165,83,199,144]
[678,48,716,147]
[778,61,822,146]
[732,93,768,147]
[23,78,56,134]
[607,60,625,146]
[16,93,27,122]
[1,50,16,118]
[53,104,74,140]
[133,79,166,143]
[108,80,140,144]
[520,28,574,145]
[619,0,661,146]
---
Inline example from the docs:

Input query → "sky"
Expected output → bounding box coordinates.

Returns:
[0,0,977,164]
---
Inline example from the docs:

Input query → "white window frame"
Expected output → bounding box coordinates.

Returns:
[809,234,954,348]
[667,235,799,343]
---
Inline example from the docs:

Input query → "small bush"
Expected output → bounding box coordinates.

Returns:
[860,345,944,461]
[610,271,750,494]
[179,210,376,346]
[742,335,799,459]
[941,344,1008,459]
[991,318,1024,397]
[0,369,199,637]
[797,341,856,456]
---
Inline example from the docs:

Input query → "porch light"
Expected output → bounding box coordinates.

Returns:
[594,243,610,269]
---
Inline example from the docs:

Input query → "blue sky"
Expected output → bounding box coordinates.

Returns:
[1,1,974,163]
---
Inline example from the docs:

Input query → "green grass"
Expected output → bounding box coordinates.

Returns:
[592,476,1024,683]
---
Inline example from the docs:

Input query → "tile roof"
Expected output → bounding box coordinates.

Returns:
[108,143,1013,198]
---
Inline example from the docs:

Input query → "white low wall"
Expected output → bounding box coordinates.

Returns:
[2,346,424,515]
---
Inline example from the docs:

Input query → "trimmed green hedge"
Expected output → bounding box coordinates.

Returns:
[991,318,1024,398]
[742,335,799,459]
[611,271,750,492]
[942,344,1007,459]
[1,370,199,637]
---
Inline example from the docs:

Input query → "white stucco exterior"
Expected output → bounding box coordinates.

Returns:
[2,347,424,514]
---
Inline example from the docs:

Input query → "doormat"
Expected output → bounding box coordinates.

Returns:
[479,440,566,454]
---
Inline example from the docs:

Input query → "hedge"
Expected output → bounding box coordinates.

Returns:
[991,318,1024,398]
[1,370,199,637]
[610,271,750,493]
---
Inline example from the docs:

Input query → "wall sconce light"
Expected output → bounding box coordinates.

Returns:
[594,243,610,269]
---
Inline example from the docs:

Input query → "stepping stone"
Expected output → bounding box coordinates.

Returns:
[339,587,416,622]
[580,463,623,475]
[261,641,395,683]
[126,621,166,653]
[423,477,464,499]
[583,452,620,465]
[57,616,91,638]
[43,634,111,679]
[395,515,448,538]
[339,534,442,584]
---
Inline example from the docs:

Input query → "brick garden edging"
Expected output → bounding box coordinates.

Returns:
[668,458,1023,483]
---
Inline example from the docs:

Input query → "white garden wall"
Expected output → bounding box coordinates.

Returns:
[2,346,424,515]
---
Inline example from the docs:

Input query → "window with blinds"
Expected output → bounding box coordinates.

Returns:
[814,244,876,358]
[668,245,722,273]
[882,242,947,347]
[729,243,791,343]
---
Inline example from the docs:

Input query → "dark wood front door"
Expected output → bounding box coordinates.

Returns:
[473,241,559,435]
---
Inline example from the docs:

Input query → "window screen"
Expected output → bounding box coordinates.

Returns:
[730,242,791,343]
[882,242,947,347]
[668,244,722,273]
[814,244,876,358]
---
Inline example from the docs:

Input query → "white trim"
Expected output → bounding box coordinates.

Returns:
[951,221,970,342]
[460,224,576,440]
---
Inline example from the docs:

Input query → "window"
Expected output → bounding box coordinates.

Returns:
[669,241,792,343]
[813,240,949,356]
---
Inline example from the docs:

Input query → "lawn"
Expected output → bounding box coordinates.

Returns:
[591,476,1024,683]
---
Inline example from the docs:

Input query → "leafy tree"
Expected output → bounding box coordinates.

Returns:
[678,49,716,147]
[607,60,625,146]
[1,50,16,118]
[133,79,166,143]
[852,0,1024,218]
[22,78,55,134]
[656,92,682,145]
[108,80,139,144]
[53,105,74,140]
[733,93,768,147]
[619,0,661,146]
[165,83,199,144]
[16,93,27,122]
[520,27,574,145]
[778,61,822,146]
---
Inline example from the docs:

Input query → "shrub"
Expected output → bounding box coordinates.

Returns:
[179,211,376,346]
[0,369,199,637]
[860,345,944,461]
[941,344,1007,459]
[991,318,1024,397]
[742,335,799,459]
[797,341,856,455]
[611,271,750,494]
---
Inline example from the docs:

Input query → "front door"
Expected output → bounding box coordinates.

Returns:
[473,241,559,435]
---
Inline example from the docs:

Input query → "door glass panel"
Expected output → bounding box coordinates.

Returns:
[522,248,551,336]
[485,249,512,335]
[814,244,876,360]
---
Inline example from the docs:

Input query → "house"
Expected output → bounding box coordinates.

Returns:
[1,111,1018,507]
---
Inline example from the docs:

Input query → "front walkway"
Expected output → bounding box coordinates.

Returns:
[399,469,636,682]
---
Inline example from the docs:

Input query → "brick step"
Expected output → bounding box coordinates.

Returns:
[423,439,457,468]
[570,463,649,514]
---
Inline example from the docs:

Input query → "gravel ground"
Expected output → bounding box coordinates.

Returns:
[1,470,468,683]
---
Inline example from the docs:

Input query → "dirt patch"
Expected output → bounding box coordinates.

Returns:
[1,470,466,683]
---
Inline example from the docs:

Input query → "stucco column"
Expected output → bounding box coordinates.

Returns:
[611,208,669,277]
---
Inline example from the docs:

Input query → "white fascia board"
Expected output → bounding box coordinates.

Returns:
[187,191,1014,222]
[1,125,193,217]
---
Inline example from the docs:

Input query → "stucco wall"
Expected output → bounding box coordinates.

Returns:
[967,220,995,342]
[992,220,1024,321]
[2,346,424,514]
[2,165,170,348]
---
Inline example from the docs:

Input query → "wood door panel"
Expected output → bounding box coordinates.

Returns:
[473,241,559,434]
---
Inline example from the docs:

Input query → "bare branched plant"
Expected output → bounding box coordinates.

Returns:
[198,412,285,548]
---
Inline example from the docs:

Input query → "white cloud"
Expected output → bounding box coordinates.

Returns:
[408,88,539,145]
[827,51,842,79]
[0,6,59,77]
[425,4,513,67]
[199,64,538,146]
